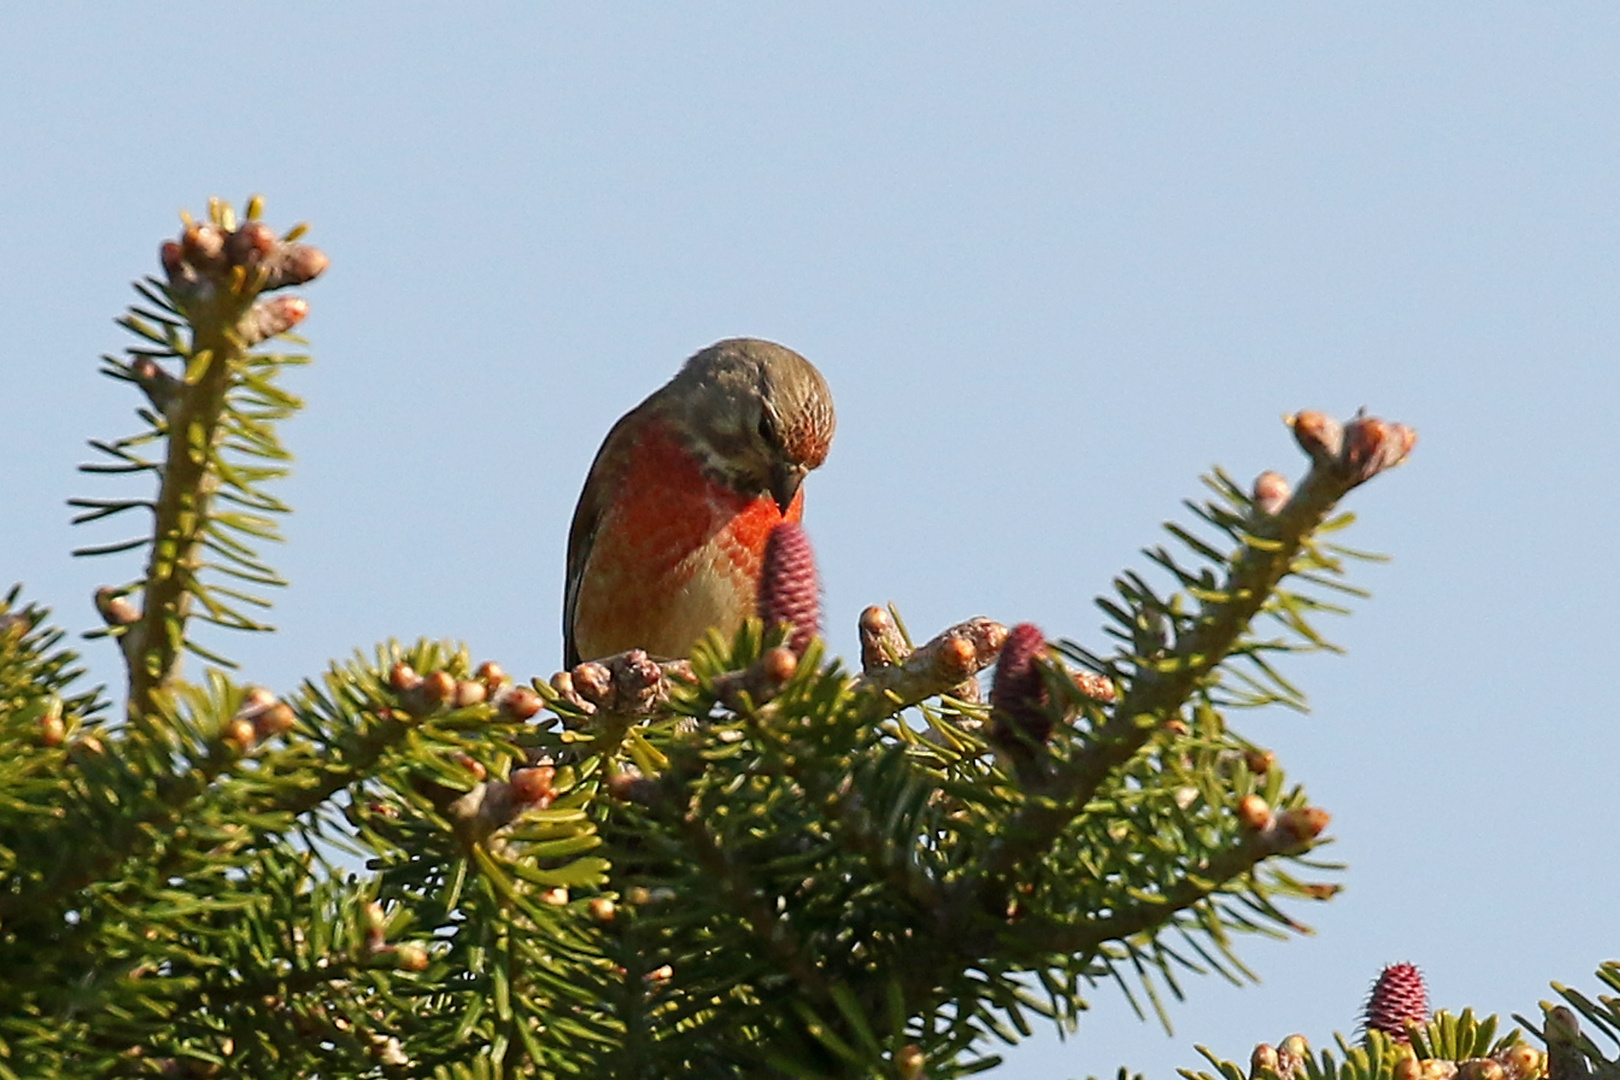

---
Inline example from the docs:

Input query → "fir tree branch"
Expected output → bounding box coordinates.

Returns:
[970,413,1413,897]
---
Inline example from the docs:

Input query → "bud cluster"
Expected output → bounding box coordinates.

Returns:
[1233,795,1331,852]
[389,659,539,722]
[1289,409,1417,487]
[159,199,328,313]
[220,686,297,753]
[550,649,682,720]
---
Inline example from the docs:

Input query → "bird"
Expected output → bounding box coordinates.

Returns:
[563,338,835,667]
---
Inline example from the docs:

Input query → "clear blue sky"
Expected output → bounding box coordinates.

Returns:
[3,6,1615,1077]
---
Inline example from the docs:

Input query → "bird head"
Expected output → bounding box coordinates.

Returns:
[660,338,835,511]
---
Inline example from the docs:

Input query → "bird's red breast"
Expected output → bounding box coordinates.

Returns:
[563,338,832,667]
[568,415,803,664]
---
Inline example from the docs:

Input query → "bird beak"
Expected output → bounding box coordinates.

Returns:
[769,463,807,513]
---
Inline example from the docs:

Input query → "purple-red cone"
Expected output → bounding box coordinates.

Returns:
[990,623,1052,748]
[758,522,820,654]
[1364,962,1428,1042]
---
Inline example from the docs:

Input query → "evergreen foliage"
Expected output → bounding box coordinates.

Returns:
[0,196,1441,1078]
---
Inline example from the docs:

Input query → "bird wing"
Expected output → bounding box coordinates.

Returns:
[563,404,646,668]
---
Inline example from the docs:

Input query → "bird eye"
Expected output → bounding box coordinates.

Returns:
[757,411,778,444]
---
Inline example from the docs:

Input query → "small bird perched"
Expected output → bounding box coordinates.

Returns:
[564,338,835,667]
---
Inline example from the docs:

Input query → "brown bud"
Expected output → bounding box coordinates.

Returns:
[253,702,296,740]
[393,942,429,972]
[859,604,909,671]
[1276,806,1330,843]
[261,243,328,289]
[1163,718,1190,736]
[1395,1057,1424,1080]
[1496,1044,1542,1080]
[1244,748,1275,775]
[760,645,798,685]
[1459,1061,1505,1080]
[39,711,66,748]
[1252,1044,1281,1079]
[389,662,422,692]
[588,897,616,923]
[646,963,673,983]
[541,886,569,906]
[897,1044,926,1080]
[1072,670,1117,702]
[1342,413,1418,483]
[934,634,974,679]
[421,670,456,709]
[223,717,256,752]
[571,661,614,707]
[452,753,486,782]
[476,661,511,692]
[241,296,309,344]
[1280,1035,1309,1059]
[453,680,487,708]
[495,685,543,721]
[1290,410,1345,464]
[1236,795,1273,831]
[225,220,277,265]
[1253,470,1291,516]
[510,765,556,806]
[182,223,226,265]
[159,240,186,277]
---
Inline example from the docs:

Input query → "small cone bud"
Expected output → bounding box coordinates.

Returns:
[182,223,226,265]
[858,604,909,671]
[757,522,820,654]
[1290,410,1344,464]
[646,963,673,983]
[453,680,487,708]
[938,634,977,680]
[452,753,486,782]
[1276,806,1330,843]
[253,702,296,739]
[223,717,256,752]
[241,296,309,345]
[990,623,1054,749]
[1281,1036,1309,1060]
[1460,1062,1505,1080]
[1343,413,1418,483]
[393,942,429,972]
[421,670,456,708]
[1245,748,1275,775]
[510,765,555,806]
[1252,1044,1281,1079]
[160,240,186,277]
[39,711,66,748]
[225,220,277,265]
[760,645,798,685]
[1254,470,1292,516]
[571,661,614,707]
[495,684,543,721]
[588,897,616,922]
[541,887,569,906]
[261,243,328,289]
[1496,1045,1542,1080]
[389,662,422,692]
[898,1044,926,1080]
[1072,670,1117,702]
[1237,795,1273,831]
[1364,963,1429,1043]
[1395,1057,1424,1080]
[476,661,511,692]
